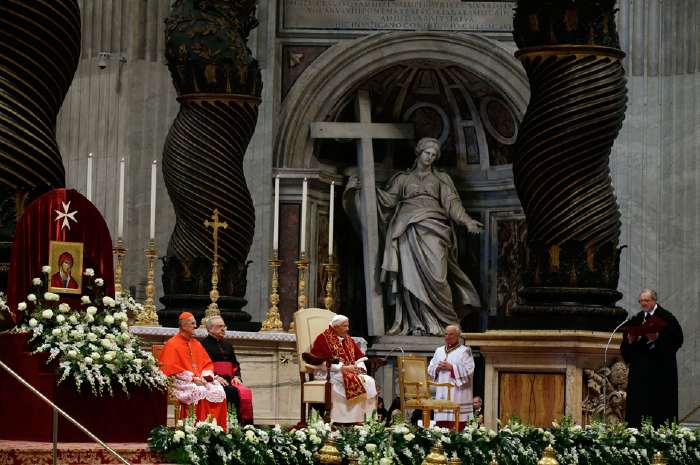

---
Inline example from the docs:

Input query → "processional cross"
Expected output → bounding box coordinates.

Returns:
[202,208,228,325]
[310,89,414,336]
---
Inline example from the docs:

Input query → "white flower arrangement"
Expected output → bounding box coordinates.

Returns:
[13,268,167,397]
[148,413,700,465]
[116,291,144,321]
[0,292,9,319]
[42,265,51,273]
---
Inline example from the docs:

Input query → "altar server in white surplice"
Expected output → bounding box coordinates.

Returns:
[427,325,475,428]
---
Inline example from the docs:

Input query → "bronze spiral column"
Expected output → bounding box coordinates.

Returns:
[0,0,80,294]
[511,1,628,329]
[0,0,80,189]
[160,0,262,329]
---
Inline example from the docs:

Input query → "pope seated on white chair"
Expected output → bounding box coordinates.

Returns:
[308,314,377,423]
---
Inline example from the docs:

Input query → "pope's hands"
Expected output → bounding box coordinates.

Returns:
[342,365,364,375]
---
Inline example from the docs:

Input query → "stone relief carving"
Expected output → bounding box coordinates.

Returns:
[582,360,628,424]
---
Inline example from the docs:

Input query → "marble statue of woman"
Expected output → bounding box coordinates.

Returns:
[344,138,483,335]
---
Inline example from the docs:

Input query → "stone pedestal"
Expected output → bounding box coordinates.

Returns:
[465,330,622,429]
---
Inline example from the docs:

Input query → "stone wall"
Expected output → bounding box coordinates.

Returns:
[612,0,700,423]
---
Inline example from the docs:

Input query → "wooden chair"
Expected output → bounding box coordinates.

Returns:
[398,355,460,430]
[151,343,182,424]
[293,308,336,425]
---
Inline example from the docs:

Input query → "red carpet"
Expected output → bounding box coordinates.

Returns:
[0,440,169,465]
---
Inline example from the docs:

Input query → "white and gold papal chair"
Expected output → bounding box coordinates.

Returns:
[293,308,336,425]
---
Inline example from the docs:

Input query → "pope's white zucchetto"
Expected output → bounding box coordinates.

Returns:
[330,314,349,327]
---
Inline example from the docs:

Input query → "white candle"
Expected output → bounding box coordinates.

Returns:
[149,160,157,240]
[328,181,335,257]
[273,175,280,250]
[86,153,93,201]
[117,158,125,238]
[300,178,307,254]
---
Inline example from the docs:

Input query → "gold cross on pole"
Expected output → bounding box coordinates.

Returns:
[202,209,228,326]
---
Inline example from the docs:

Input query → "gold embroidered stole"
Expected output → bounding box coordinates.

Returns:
[322,329,367,400]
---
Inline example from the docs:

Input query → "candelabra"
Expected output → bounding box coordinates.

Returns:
[296,251,310,311]
[113,238,127,298]
[322,256,337,311]
[260,249,284,332]
[136,239,160,326]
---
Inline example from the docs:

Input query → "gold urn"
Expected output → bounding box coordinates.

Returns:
[421,444,448,465]
[537,445,559,465]
[651,452,668,465]
[313,438,342,465]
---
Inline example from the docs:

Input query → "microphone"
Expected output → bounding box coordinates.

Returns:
[602,316,631,425]
[382,346,405,362]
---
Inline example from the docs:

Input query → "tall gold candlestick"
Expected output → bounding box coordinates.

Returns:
[113,238,127,298]
[136,239,160,326]
[322,256,337,311]
[296,251,310,311]
[260,249,284,332]
[202,209,228,328]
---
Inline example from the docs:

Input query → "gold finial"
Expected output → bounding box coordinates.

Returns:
[537,445,559,465]
[113,238,127,298]
[136,239,160,326]
[295,251,309,311]
[322,256,337,311]
[421,443,448,465]
[260,249,284,332]
[313,438,342,464]
[201,209,228,327]
[651,452,668,465]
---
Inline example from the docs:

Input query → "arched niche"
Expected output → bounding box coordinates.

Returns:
[274,31,529,177]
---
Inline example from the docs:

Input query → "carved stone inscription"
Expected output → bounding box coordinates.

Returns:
[281,0,515,33]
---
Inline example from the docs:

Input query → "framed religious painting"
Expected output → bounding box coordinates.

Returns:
[48,241,84,294]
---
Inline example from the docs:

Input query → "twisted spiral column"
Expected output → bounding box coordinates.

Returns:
[162,95,259,266]
[0,0,81,190]
[514,47,627,247]
[512,46,628,321]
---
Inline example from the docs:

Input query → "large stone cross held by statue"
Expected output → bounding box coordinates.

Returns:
[310,89,414,335]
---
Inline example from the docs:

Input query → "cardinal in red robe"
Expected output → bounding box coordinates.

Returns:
[159,312,227,430]
[309,314,377,423]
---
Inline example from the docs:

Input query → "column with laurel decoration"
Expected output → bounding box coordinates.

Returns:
[510,0,629,329]
[160,0,262,329]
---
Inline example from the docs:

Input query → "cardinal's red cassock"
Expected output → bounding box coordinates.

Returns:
[310,326,377,423]
[159,332,227,430]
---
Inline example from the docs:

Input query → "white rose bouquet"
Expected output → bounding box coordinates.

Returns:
[12,267,166,396]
